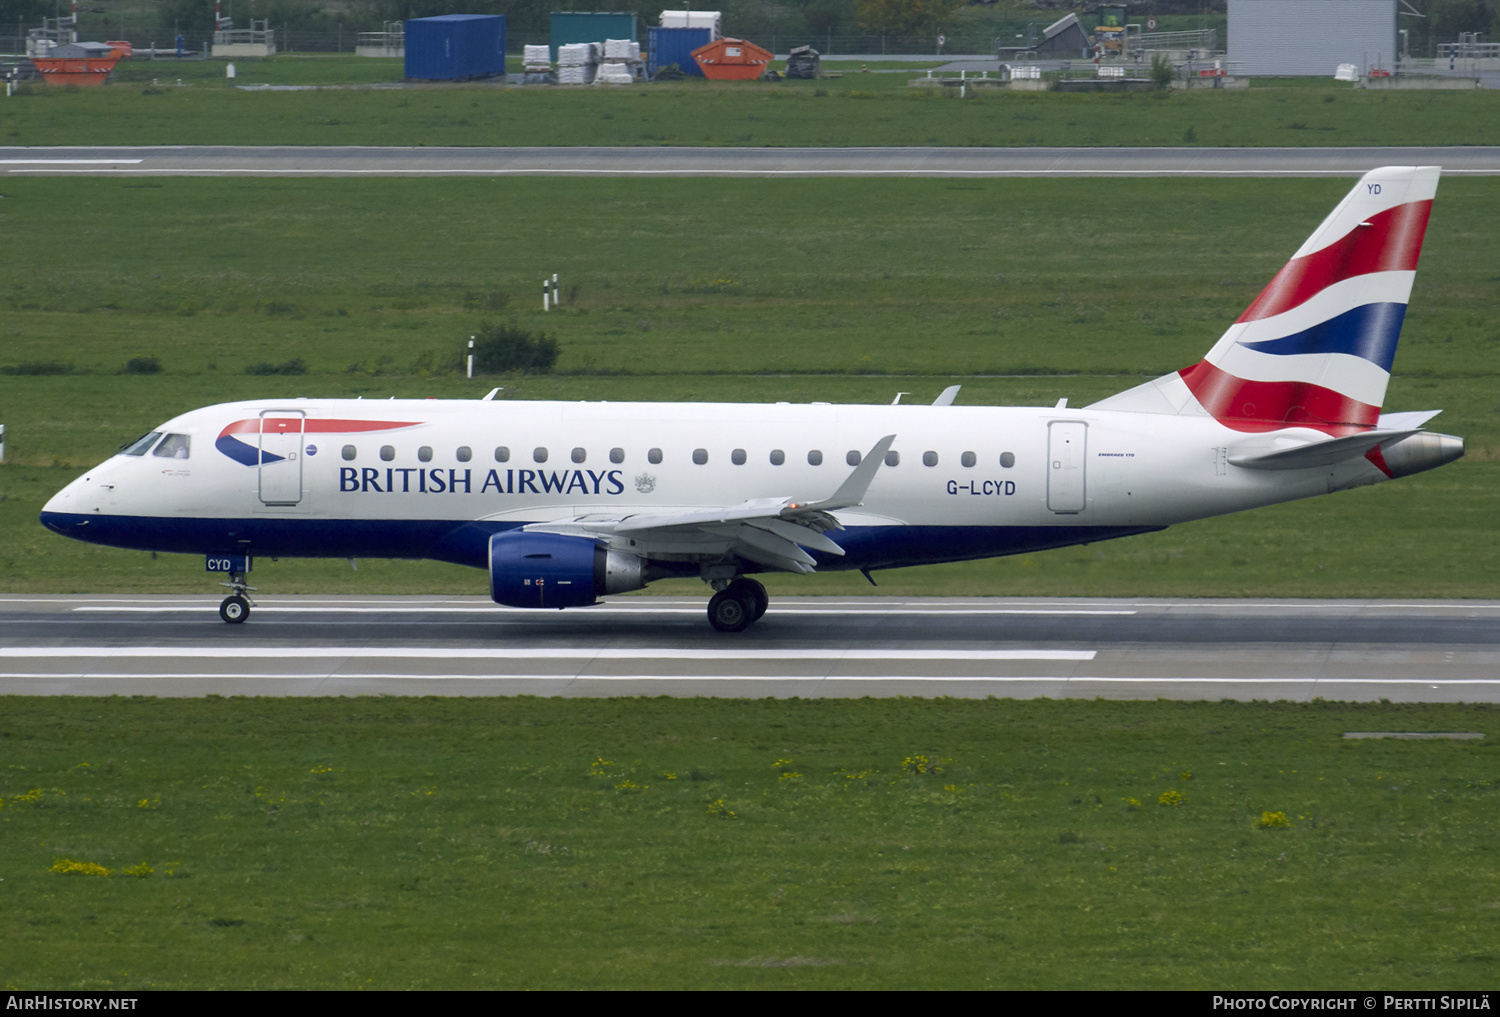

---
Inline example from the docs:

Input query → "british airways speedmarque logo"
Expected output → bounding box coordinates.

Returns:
[215,418,421,466]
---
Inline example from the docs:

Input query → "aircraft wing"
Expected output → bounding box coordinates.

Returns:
[523,435,896,574]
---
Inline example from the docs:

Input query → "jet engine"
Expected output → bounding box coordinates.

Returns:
[1376,431,1465,478]
[488,531,646,609]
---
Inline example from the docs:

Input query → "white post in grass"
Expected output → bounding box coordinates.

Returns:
[467,338,474,379]
[552,272,559,306]
[0,423,6,463]
[543,280,549,312]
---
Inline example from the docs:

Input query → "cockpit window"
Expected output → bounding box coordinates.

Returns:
[120,432,162,456]
[152,434,191,459]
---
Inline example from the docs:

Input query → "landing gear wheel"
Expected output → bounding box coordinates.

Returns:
[727,578,768,621]
[219,595,250,624]
[707,587,755,633]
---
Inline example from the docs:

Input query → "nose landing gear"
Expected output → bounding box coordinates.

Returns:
[218,571,257,624]
[707,577,768,633]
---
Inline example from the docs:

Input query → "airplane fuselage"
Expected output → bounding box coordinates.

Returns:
[41,396,1381,573]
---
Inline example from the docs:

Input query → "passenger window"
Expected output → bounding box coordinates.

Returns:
[847,450,861,466]
[571,447,586,464]
[648,448,663,465]
[121,432,162,456]
[380,445,395,462]
[342,445,357,461]
[1000,452,1016,469]
[533,447,548,463]
[610,448,625,464]
[770,449,785,466]
[731,449,746,465]
[885,450,900,467]
[923,451,939,467]
[495,446,510,463]
[418,446,433,463]
[807,450,823,466]
[961,451,976,468]
[692,449,708,465]
[152,434,191,459]
[456,446,472,463]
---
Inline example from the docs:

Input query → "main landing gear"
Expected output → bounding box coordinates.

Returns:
[707,577,769,633]
[218,571,257,624]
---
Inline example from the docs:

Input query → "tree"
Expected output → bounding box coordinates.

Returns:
[852,0,965,36]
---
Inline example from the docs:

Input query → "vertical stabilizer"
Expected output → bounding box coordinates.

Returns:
[1090,167,1439,434]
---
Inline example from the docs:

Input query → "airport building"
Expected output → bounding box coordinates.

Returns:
[1229,0,1400,76]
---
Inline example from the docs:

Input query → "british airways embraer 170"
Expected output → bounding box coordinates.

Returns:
[40,167,1464,631]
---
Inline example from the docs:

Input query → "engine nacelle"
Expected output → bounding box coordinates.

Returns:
[1376,431,1465,479]
[488,531,646,609]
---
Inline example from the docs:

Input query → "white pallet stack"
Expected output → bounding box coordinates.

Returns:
[557,41,599,84]
[523,43,552,72]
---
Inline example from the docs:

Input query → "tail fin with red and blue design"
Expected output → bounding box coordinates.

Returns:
[1091,166,1440,436]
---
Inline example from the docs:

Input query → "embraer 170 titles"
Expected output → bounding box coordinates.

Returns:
[41,167,1464,631]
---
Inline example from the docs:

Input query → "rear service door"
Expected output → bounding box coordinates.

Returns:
[1047,420,1087,514]
[258,410,305,506]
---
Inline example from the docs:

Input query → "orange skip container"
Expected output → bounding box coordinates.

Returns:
[691,37,772,81]
[32,42,122,86]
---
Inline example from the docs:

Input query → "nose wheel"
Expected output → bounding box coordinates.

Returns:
[707,578,768,633]
[218,571,257,624]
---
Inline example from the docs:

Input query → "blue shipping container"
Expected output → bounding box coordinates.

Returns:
[550,12,637,62]
[406,14,506,80]
[647,26,710,77]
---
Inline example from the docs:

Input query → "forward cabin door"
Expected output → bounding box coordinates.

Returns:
[1047,420,1087,514]
[258,410,305,506]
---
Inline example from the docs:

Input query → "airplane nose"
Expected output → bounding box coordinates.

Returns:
[40,475,88,535]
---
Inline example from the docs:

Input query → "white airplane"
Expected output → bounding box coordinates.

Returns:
[41,166,1463,631]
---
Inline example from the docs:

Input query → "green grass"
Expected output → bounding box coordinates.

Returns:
[3,695,1497,989]
[2,175,1496,597]
[5,63,1500,147]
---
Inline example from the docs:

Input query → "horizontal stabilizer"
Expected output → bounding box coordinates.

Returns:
[1229,429,1418,471]
[1377,409,1443,430]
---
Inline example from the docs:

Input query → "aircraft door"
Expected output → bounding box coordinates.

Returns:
[258,410,305,506]
[1047,421,1087,514]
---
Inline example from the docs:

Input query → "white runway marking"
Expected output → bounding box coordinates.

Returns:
[8,167,1500,178]
[0,159,145,165]
[0,674,1494,685]
[0,647,1097,661]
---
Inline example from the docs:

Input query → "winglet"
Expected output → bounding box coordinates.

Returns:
[932,385,961,406]
[789,434,896,514]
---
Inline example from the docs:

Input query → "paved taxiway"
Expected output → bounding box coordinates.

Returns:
[3,145,1499,177]
[2,595,1496,702]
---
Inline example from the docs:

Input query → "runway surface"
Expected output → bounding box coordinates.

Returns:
[3,145,1499,177]
[2,595,1497,702]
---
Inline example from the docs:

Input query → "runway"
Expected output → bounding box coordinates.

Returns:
[3,145,1500,177]
[2,595,1497,702]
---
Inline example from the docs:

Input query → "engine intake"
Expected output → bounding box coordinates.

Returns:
[489,531,646,609]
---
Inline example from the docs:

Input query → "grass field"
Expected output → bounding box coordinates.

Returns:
[1,175,1495,598]
[5,55,1500,147]
[3,695,1497,990]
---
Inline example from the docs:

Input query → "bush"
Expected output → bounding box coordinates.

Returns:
[1150,54,1175,90]
[471,322,558,375]
[121,356,162,375]
[245,358,308,376]
[0,361,74,376]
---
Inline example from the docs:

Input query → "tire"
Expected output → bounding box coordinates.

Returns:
[728,578,769,621]
[219,595,250,624]
[707,588,754,633]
